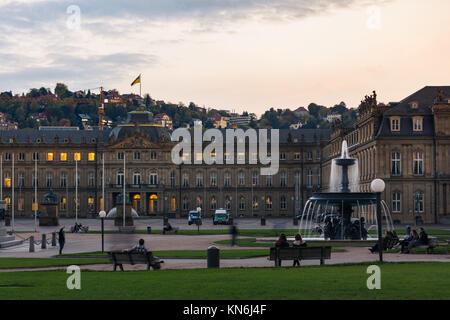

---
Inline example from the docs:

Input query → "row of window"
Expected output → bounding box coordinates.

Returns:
[390,116,424,132]
[391,192,424,213]
[2,170,321,189]
[177,170,320,188]
[181,151,320,162]
[3,196,95,212]
[181,195,291,211]
[391,152,424,176]
[2,152,93,162]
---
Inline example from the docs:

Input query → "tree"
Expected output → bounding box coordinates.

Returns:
[55,83,70,99]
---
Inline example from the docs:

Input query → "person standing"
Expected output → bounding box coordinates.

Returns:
[58,226,65,255]
[230,223,238,247]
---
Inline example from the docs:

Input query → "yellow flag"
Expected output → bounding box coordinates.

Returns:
[131,74,141,86]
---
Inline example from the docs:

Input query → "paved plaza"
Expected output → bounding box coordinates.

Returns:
[1,218,449,272]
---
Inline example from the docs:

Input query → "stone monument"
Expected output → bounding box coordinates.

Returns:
[115,193,134,226]
[39,189,59,226]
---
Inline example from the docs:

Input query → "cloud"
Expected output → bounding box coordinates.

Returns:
[0,0,392,94]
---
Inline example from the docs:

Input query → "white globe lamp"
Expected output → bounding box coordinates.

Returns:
[371,179,385,193]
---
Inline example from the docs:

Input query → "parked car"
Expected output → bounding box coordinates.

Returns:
[188,210,202,225]
[213,209,233,225]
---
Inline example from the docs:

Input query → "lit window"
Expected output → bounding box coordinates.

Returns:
[60,153,67,161]
[47,153,53,161]
[4,174,11,188]
[88,153,95,161]
[196,153,203,162]
[74,153,81,161]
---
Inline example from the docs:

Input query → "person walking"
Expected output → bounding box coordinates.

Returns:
[58,226,65,255]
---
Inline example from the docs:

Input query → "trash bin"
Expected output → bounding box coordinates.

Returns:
[260,216,266,226]
[163,216,168,226]
[293,217,298,226]
[147,226,152,234]
[207,246,220,268]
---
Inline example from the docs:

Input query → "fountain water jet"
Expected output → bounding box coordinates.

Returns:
[299,140,393,241]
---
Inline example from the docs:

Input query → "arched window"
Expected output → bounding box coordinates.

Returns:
[210,172,217,187]
[133,172,141,185]
[88,197,95,211]
[149,172,158,185]
[238,172,245,186]
[170,197,176,211]
[196,173,203,187]
[182,173,189,187]
[170,171,176,187]
[252,196,259,209]
[210,196,217,210]
[414,192,424,213]
[183,196,189,210]
[239,196,245,210]
[225,196,232,210]
[224,172,231,187]
[280,196,287,210]
[280,171,286,187]
[196,196,203,209]
[265,196,272,210]
[117,171,124,185]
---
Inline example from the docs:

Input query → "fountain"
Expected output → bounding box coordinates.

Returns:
[299,140,393,241]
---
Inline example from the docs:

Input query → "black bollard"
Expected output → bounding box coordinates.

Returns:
[207,246,220,268]
[29,236,35,253]
[52,232,57,247]
[41,234,47,249]
[163,216,168,226]
[293,217,299,226]
[261,216,266,226]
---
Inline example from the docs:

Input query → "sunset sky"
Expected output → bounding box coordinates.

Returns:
[0,0,449,115]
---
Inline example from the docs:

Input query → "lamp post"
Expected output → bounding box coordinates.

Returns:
[99,210,106,253]
[371,179,385,263]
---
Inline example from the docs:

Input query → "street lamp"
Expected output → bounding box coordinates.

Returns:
[99,210,106,253]
[371,179,385,263]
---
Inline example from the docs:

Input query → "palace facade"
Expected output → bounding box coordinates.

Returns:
[0,86,449,224]
[322,86,450,224]
[0,111,328,219]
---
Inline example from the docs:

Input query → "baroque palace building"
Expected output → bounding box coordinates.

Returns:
[322,86,450,224]
[0,86,449,224]
[0,110,328,219]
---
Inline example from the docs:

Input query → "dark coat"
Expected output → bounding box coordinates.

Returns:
[58,228,65,243]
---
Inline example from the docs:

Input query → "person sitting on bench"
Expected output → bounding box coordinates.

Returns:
[123,239,149,254]
[405,228,428,253]
[369,230,393,253]
[163,222,175,234]
[275,233,289,267]
[292,233,307,267]
[402,230,419,253]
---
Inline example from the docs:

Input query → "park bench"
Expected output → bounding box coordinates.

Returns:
[414,237,439,254]
[108,251,164,271]
[269,246,331,267]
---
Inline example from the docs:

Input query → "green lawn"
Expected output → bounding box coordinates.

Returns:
[0,258,109,269]
[0,262,449,300]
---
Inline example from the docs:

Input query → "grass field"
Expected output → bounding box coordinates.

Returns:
[0,258,109,269]
[0,262,449,300]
